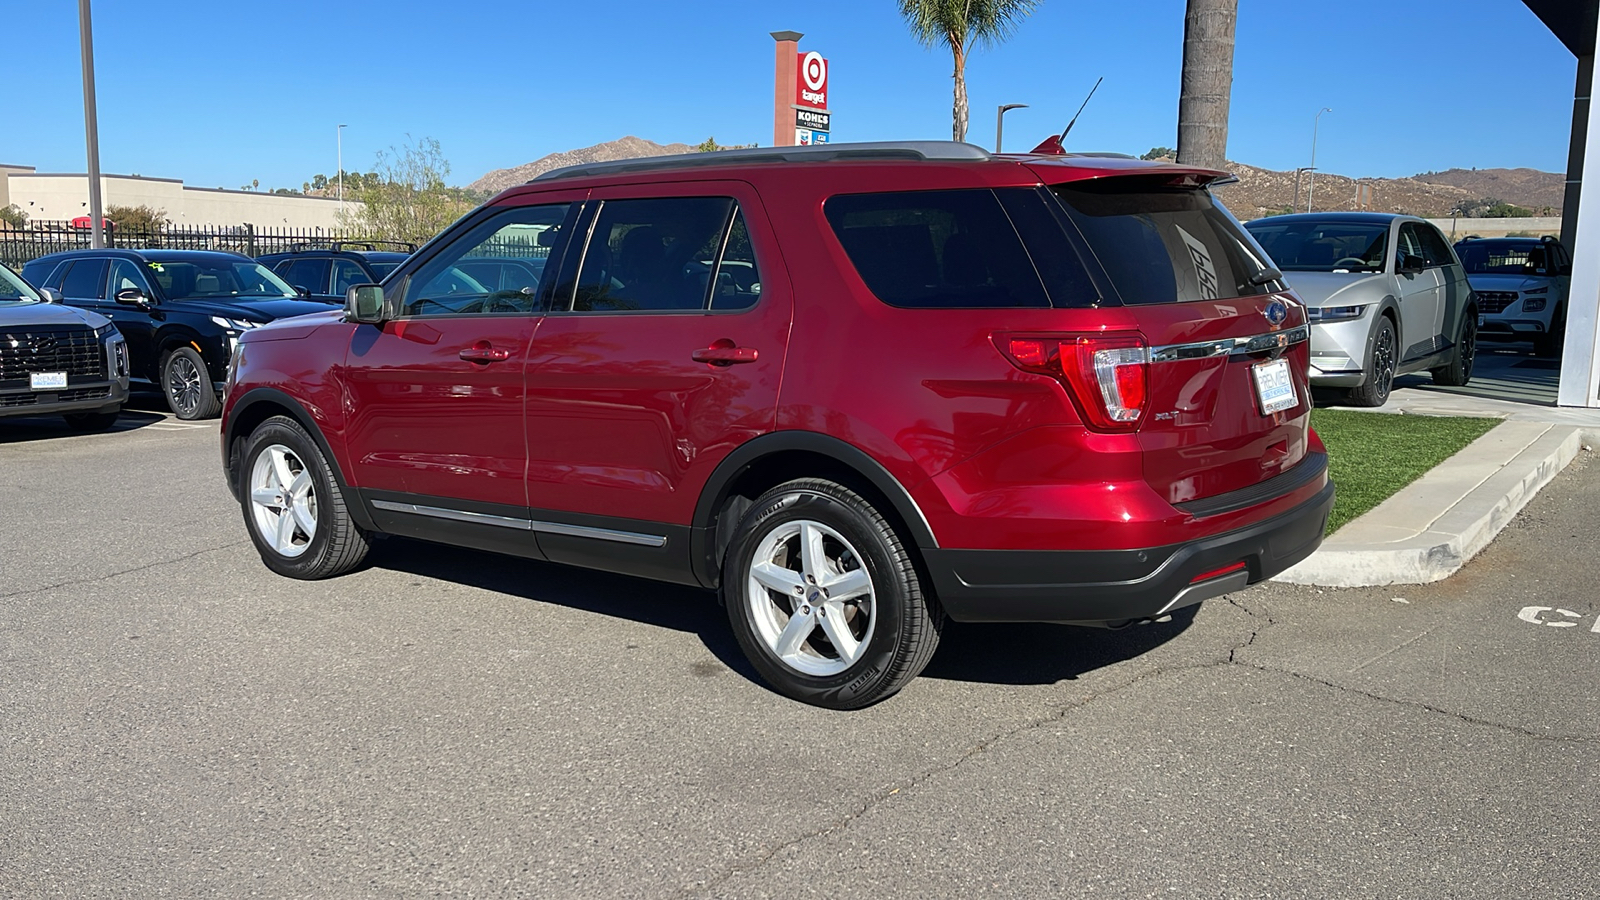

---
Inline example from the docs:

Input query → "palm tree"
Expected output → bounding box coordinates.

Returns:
[898,0,1042,142]
[1176,0,1237,170]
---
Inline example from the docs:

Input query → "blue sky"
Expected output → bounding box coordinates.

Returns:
[8,0,1578,190]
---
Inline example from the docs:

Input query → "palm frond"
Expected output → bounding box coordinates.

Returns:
[897,0,1042,51]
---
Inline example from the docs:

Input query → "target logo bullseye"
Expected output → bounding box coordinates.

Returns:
[795,51,828,110]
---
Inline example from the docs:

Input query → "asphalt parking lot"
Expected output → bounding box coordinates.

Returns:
[3,406,1598,898]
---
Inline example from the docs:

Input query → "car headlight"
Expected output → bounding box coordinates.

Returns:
[210,316,265,331]
[1307,305,1368,322]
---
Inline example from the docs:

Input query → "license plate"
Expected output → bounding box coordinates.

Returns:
[1252,358,1297,415]
[30,372,67,390]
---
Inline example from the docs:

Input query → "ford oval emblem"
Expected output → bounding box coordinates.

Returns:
[1263,298,1288,327]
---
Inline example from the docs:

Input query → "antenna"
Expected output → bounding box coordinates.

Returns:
[1029,77,1104,155]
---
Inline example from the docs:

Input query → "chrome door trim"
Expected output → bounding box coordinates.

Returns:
[1149,325,1310,363]
[370,499,668,547]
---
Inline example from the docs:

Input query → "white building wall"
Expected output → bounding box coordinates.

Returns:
[3,171,357,230]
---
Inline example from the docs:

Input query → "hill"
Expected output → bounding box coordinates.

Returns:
[1212,163,1564,220]
[468,137,696,195]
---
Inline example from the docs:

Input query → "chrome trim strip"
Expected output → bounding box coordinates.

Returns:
[371,499,531,530]
[529,520,668,548]
[1149,325,1309,363]
[369,499,668,547]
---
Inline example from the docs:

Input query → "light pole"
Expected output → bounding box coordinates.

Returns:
[337,124,347,218]
[1307,107,1332,213]
[1292,166,1316,214]
[995,103,1028,153]
[77,0,104,249]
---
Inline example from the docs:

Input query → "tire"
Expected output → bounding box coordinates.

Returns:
[62,409,121,431]
[162,346,221,420]
[1534,305,1564,358]
[1432,310,1477,387]
[1347,316,1398,407]
[721,478,944,710]
[239,415,370,579]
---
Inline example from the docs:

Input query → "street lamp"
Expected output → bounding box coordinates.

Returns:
[996,103,1028,153]
[77,0,104,249]
[337,124,347,217]
[1293,166,1316,214]
[1307,107,1332,213]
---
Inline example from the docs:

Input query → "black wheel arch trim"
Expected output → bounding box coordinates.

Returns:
[690,431,938,589]
[224,387,376,532]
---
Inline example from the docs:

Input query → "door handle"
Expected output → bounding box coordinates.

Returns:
[691,346,759,366]
[459,342,511,363]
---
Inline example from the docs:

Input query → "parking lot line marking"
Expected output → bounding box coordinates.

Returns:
[1349,625,1441,673]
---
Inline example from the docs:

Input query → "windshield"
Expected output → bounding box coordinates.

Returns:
[1454,241,1546,276]
[1245,220,1389,273]
[0,265,42,306]
[144,260,296,300]
[368,261,401,279]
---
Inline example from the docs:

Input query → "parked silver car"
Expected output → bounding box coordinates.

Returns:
[1454,236,1571,357]
[1244,213,1476,406]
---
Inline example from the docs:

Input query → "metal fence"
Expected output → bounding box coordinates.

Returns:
[0,221,395,271]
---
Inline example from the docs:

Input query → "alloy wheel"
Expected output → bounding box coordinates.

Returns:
[248,443,318,558]
[1373,326,1396,403]
[167,355,204,417]
[745,519,876,677]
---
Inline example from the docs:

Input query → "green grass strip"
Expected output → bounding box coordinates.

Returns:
[1310,409,1501,534]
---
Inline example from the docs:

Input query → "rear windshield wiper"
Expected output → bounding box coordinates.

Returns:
[1247,266,1283,287]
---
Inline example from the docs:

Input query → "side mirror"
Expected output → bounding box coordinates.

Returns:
[346,283,386,324]
[115,287,152,307]
[39,287,64,304]
[1399,254,1426,276]
[294,284,312,298]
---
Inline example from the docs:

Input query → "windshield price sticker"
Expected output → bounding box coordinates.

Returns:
[30,372,67,390]
[1252,358,1296,415]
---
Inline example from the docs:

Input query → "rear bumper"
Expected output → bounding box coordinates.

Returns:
[925,478,1334,625]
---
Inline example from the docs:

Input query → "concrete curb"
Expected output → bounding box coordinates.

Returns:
[1273,421,1591,587]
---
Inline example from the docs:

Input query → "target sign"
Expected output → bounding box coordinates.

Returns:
[795,51,828,110]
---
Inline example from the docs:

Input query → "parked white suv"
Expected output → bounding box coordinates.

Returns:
[1453,236,1571,357]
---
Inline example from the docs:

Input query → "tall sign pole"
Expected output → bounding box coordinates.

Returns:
[771,31,802,147]
[78,0,105,249]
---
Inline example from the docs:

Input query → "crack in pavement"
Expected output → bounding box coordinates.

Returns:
[0,541,250,601]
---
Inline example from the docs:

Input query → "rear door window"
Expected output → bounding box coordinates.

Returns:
[824,189,1051,309]
[1051,179,1273,304]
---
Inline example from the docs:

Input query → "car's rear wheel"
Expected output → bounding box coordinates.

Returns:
[62,409,121,431]
[240,415,370,579]
[1347,316,1397,407]
[162,346,221,420]
[1432,311,1477,386]
[722,478,943,710]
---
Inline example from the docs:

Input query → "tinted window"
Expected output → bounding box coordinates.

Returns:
[405,203,571,316]
[1055,180,1272,303]
[1415,225,1456,269]
[709,209,763,311]
[1454,241,1543,275]
[60,259,109,299]
[567,197,735,313]
[331,259,369,295]
[280,258,330,294]
[145,260,295,299]
[825,189,1050,309]
[1396,225,1428,268]
[1245,220,1388,274]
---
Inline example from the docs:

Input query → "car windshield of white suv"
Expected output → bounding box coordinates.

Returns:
[1245,221,1389,273]
[0,265,42,306]
[1455,242,1546,276]
[144,260,297,300]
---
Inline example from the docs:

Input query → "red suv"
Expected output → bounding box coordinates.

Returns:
[221,142,1332,708]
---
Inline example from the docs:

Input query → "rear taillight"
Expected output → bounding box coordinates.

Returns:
[999,334,1150,432]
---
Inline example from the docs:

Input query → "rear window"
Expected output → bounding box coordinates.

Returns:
[825,189,1052,309]
[1052,180,1273,304]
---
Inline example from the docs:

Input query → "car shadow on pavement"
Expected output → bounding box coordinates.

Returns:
[0,408,167,444]
[367,537,1197,690]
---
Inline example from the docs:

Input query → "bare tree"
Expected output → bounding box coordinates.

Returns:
[340,136,476,246]
[898,0,1042,142]
[1176,0,1237,170]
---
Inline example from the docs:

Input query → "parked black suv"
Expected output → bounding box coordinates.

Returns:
[257,241,414,303]
[20,249,335,419]
[0,264,128,430]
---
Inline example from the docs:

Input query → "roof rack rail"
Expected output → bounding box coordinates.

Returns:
[533,141,992,182]
[332,239,417,253]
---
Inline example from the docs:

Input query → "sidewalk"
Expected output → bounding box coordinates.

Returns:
[1274,346,1600,587]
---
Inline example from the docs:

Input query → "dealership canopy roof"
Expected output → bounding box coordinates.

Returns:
[1524,0,1598,54]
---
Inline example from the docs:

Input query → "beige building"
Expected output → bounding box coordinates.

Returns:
[1,164,358,230]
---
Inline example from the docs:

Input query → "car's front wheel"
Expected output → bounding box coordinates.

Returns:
[722,478,944,709]
[240,415,370,579]
[162,346,221,420]
[1348,316,1398,407]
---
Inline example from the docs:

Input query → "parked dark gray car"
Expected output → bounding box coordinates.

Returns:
[0,264,128,430]
[1245,213,1477,406]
